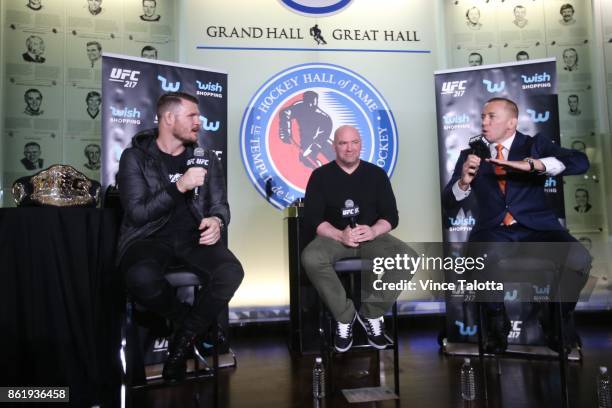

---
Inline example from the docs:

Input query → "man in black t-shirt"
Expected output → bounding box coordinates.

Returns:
[302,125,413,352]
[117,92,243,382]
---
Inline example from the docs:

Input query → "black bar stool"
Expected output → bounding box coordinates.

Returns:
[476,257,570,408]
[319,258,400,397]
[120,266,219,408]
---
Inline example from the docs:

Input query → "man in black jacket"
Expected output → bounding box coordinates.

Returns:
[117,92,243,382]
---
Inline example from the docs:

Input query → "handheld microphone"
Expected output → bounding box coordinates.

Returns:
[341,199,360,228]
[189,147,208,199]
[468,134,491,160]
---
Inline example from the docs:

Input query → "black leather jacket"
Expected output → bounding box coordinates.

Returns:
[116,129,229,261]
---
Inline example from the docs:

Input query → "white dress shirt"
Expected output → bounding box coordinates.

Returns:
[452,133,566,201]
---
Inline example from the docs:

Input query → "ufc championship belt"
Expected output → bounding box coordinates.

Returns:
[12,164,101,207]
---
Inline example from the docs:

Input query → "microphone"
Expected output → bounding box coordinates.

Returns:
[468,134,491,160]
[341,199,360,228]
[189,147,208,199]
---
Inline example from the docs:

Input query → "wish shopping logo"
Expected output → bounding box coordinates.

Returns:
[482,79,505,93]
[521,72,551,84]
[442,113,470,130]
[448,215,475,232]
[532,284,551,301]
[158,75,181,92]
[544,177,557,193]
[196,80,224,99]
[526,109,550,123]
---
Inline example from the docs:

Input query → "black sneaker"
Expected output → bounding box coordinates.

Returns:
[357,314,391,349]
[334,314,356,353]
[484,308,511,354]
[162,327,197,382]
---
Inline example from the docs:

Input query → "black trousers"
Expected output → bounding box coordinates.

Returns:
[120,233,244,334]
[469,224,591,318]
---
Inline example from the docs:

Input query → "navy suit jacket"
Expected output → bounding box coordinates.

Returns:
[442,131,589,233]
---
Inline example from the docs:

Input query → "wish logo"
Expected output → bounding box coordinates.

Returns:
[521,72,552,90]
[505,289,518,301]
[199,115,220,132]
[448,215,475,232]
[526,109,550,123]
[157,75,181,92]
[109,68,140,88]
[109,106,141,125]
[454,320,477,336]
[483,79,505,93]
[240,63,397,209]
[442,113,470,130]
[196,80,224,99]
[279,0,352,16]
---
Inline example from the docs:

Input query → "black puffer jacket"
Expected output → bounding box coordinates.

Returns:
[116,129,229,261]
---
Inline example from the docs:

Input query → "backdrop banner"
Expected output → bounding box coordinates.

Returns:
[434,59,561,345]
[101,53,229,363]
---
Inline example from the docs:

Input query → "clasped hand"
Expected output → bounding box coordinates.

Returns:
[341,224,375,247]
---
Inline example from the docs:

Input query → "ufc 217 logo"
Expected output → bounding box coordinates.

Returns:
[441,80,467,97]
[109,68,140,88]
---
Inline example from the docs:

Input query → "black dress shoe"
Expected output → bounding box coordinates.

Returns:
[540,307,578,354]
[484,309,511,354]
[162,327,197,382]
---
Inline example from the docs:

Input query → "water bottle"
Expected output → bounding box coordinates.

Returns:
[313,357,326,399]
[598,366,611,408]
[460,357,476,401]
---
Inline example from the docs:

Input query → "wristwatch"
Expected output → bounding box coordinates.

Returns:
[212,215,224,231]
[523,158,536,173]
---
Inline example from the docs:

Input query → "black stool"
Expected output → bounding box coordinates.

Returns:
[319,258,400,397]
[121,266,219,408]
[476,257,570,408]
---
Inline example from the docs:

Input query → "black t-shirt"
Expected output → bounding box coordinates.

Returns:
[303,160,399,233]
[154,149,199,240]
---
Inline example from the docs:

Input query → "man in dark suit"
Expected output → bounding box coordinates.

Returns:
[442,97,591,353]
[573,188,592,213]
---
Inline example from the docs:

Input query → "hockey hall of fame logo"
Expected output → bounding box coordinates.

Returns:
[240,63,398,209]
[279,0,353,16]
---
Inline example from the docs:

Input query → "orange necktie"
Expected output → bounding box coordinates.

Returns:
[495,144,515,226]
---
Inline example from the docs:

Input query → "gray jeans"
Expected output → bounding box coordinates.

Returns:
[301,234,414,323]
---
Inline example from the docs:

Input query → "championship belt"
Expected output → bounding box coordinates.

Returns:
[12,164,101,207]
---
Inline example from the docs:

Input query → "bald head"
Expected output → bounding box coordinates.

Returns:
[333,125,361,169]
[334,125,361,143]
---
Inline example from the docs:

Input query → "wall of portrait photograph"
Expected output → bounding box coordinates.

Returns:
[0,0,177,206]
[446,1,609,226]
[445,0,612,307]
